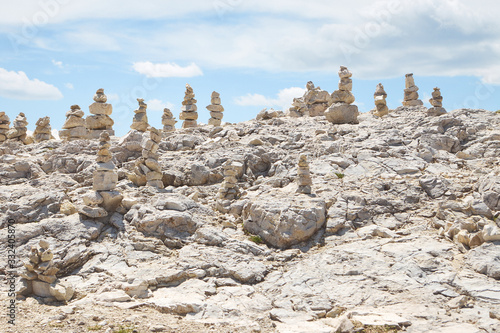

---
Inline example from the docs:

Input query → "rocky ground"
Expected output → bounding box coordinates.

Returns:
[1,107,500,332]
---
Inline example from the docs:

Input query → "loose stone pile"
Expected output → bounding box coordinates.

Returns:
[162,108,177,132]
[86,88,114,139]
[59,105,88,140]
[180,84,198,128]
[428,87,447,116]
[289,81,332,117]
[207,91,224,126]
[325,66,359,124]
[129,127,163,188]
[0,111,10,143]
[402,73,423,106]
[296,154,312,194]
[218,160,239,200]
[7,112,31,144]
[373,83,389,117]
[131,98,149,132]
[18,240,74,302]
[33,116,53,142]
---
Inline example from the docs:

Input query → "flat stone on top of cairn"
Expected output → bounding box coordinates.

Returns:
[325,66,359,124]
[59,105,88,140]
[402,73,423,107]
[296,154,312,194]
[162,108,177,132]
[427,87,447,116]
[86,88,115,139]
[373,83,389,117]
[131,98,149,132]
[207,91,224,126]
[33,116,54,142]
[0,111,10,143]
[180,84,198,128]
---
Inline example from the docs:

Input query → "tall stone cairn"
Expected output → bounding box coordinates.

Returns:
[86,89,114,139]
[373,83,389,117]
[0,111,10,143]
[131,98,149,132]
[162,108,177,132]
[130,127,163,189]
[325,66,359,124]
[427,87,447,116]
[296,155,312,194]
[59,105,88,140]
[218,160,239,200]
[180,84,198,128]
[6,112,31,144]
[402,73,423,107]
[207,91,224,126]
[33,116,53,142]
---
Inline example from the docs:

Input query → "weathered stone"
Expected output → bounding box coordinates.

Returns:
[325,103,359,124]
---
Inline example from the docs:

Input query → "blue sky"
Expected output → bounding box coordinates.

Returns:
[0,0,499,136]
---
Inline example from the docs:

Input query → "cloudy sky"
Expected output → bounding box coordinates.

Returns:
[0,0,498,136]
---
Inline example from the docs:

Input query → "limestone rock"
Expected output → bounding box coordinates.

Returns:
[287,81,332,117]
[325,66,358,124]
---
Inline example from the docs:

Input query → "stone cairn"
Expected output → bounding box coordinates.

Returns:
[0,111,10,143]
[131,98,149,132]
[18,240,74,302]
[325,66,359,124]
[180,84,198,128]
[79,132,122,218]
[296,155,312,194]
[289,81,332,117]
[373,83,389,117]
[7,112,31,144]
[129,127,163,189]
[207,91,224,126]
[59,105,87,140]
[427,87,447,116]
[162,108,177,132]
[218,160,239,200]
[402,73,423,107]
[87,88,114,139]
[33,116,53,142]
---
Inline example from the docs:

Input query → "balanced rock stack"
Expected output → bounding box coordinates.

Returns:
[373,83,389,117]
[59,105,88,140]
[87,88,114,139]
[325,66,359,124]
[402,73,423,107]
[0,112,10,143]
[18,240,74,302]
[33,116,53,142]
[296,155,312,194]
[129,127,163,188]
[218,160,239,200]
[427,87,447,116]
[7,112,31,144]
[162,108,177,132]
[80,132,122,218]
[289,81,332,117]
[207,91,224,126]
[131,98,149,132]
[180,84,198,128]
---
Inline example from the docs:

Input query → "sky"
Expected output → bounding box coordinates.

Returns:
[0,0,499,137]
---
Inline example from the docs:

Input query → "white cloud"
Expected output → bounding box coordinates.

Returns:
[133,62,203,78]
[235,87,306,110]
[52,59,63,69]
[147,99,175,112]
[0,68,63,100]
[65,83,74,89]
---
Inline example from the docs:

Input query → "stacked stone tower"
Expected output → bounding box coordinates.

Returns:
[0,112,10,143]
[207,91,224,126]
[402,73,423,107]
[162,108,177,132]
[87,89,114,139]
[180,84,198,128]
[60,105,87,140]
[427,87,447,116]
[373,83,389,117]
[131,98,149,132]
[33,116,53,142]
[325,66,359,124]
[218,160,239,200]
[296,155,312,194]
[7,112,30,144]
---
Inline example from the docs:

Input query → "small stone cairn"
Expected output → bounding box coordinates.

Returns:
[402,73,423,107]
[373,83,389,117]
[325,66,359,124]
[33,116,53,142]
[18,240,74,302]
[59,105,88,140]
[131,98,149,132]
[207,91,224,126]
[0,111,10,143]
[162,108,177,132]
[180,84,198,128]
[218,160,239,200]
[129,127,163,189]
[296,155,312,194]
[7,112,31,144]
[289,81,332,117]
[87,88,114,139]
[427,87,447,116]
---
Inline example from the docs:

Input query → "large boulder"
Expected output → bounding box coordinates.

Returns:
[325,103,359,124]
